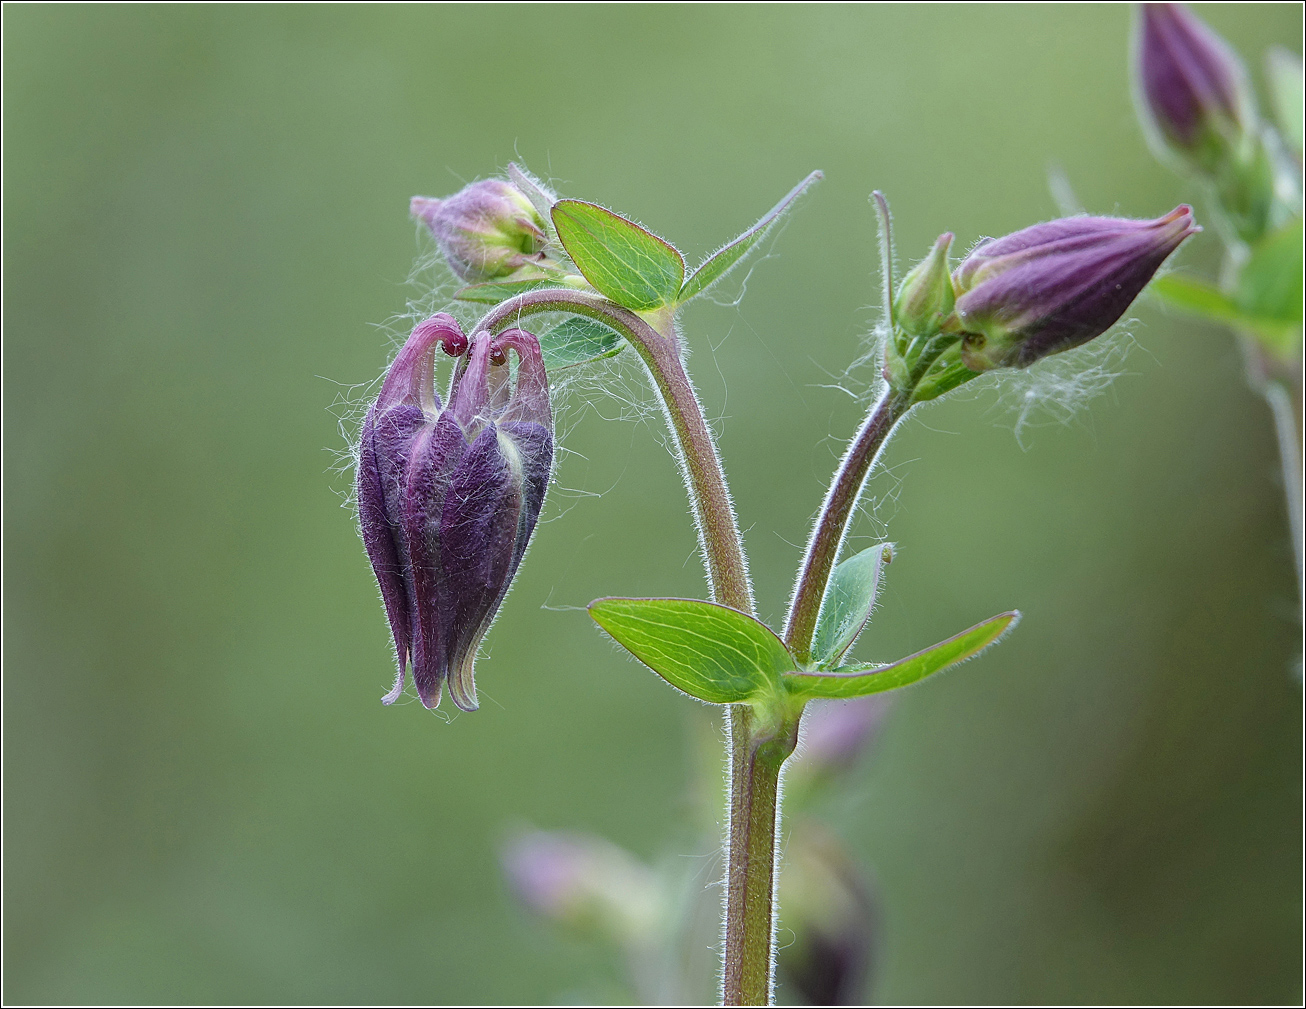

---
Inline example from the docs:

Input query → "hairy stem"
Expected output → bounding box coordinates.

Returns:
[480,289,780,1003]
[722,706,799,1006]
[479,291,753,612]
[783,387,914,662]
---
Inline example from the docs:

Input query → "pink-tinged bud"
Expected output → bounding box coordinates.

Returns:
[356,314,553,711]
[501,831,663,941]
[951,206,1199,371]
[411,180,547,282]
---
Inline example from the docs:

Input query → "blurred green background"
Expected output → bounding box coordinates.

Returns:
[4,4,1301,1005]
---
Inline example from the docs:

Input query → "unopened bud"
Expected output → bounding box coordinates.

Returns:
[893,232,955,338]
[1135,4,1254,177]
[950,206,1199,371]
[411,180,547,282]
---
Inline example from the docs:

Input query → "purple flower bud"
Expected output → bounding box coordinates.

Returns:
[1135,4,1254,175]
[411,180,547,283]
[356,314,553,711]
[950,206,1199,371]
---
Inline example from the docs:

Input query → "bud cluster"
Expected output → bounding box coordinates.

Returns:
[884,206,1199,396]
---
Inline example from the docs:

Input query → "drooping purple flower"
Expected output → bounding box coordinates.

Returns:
[1135,4,1253,174]
[950,206,1199,371]
[356,314,553,711]
[411,180,547,283]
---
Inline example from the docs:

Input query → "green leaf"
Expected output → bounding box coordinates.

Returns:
[539,317,623,371]
[588,597,794,704]
[552,201,684,311]
[812,543,893,667]
[784,611,1019,699]
[1236,218,1303,325]
[678,171,822,302]
[453,279,554,304]
[1148,272,1300,353]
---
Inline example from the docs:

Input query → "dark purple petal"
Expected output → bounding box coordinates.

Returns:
[358,401,427,703]
[401,413,469,710]
[438,425,526,711]
[499,420,554,575]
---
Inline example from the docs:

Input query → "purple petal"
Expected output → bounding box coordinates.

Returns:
[438,425,527,712]
[358,401,428,703]
[402,413,470,709]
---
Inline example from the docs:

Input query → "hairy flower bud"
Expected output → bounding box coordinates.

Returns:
[411,180,547,283]
[1135,4,1254,176]
[356,314,553,711]
[950,206,1199,371]
[893,232,956,338]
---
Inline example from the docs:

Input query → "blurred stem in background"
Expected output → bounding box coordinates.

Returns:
[1134,3,1305,617]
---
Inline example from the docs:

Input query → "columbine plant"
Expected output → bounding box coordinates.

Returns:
[1133,2,1304,606]
[355,162,1196,1004]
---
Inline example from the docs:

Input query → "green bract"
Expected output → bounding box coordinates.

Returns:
[588,595,1019,713]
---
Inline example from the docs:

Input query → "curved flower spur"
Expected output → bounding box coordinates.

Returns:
[356,314,554,712]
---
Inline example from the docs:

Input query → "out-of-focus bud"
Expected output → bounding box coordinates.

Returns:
[502,830,664,944]
[356,315,553,711]
[777,825,879,1006]
[893,233,956,338]
[411,180,547,282]
[790,696,892,788]
[1267,47,1305,164]
[1134,5,1284,241]
[949,206,1199,371]
[1135,4,1254,176]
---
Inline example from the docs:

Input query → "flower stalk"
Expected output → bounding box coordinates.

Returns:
[477,287,781,1004]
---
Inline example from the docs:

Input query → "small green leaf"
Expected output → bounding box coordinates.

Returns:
[1236,218,1303,326]
[453,279,554,304]
[784,611,1019,699]
[588,597,794,704]
[1148,272,1300,353]
[539,317,623,371]
[812,543,893,667]
[552,201,685,311]
[678,171,822,302]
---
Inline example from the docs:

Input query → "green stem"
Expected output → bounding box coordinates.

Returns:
[478,289,780,1004]
[783,387,914,662]
[722,706,799,1005]
[478,291,753,612]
